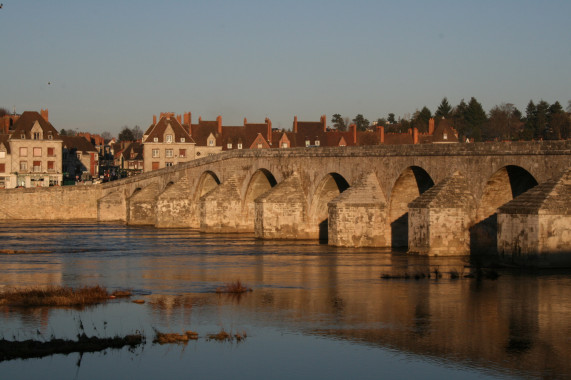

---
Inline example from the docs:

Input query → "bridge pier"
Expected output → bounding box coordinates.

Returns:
[128,183,160,225]
[156,177,196,228]
[97,191,127,222]
[408,173,476,256]
[200,175,250,233]
[328,172,389,247]
[497,169,571,266]
[254,173,313,239]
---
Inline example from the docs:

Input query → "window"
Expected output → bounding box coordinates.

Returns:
[315,140,320,146]
[0,151,5,158]
[33,161,41,172]
[0,163,4,173]
[166,149,173,158]
[165,162,173,167]
[152,149,160,158]
[180,138,185,142]
[20,161,27,171]
[443,133,448,140]
[257,143,262,149]
[47,161,54,171]
[153,137,158,142]
[281,142,288,148]
[227,143,232,149]
[34,147,42,157]
[179,149,186,158]
[48,132,53,140]
[76,153,81,160]
[33,132,41,140]
[152,162,160,170]
[21,134,25,139]
[305,140,310,147]
[208,139,214,146]
[20,147,28,157]
[237,143,242,149]
[166,135,173,143]
[47,147,55,157]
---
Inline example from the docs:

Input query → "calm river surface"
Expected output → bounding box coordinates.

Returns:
[0,221,570,380]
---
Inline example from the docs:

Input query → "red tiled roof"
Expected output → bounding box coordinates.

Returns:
[61,136,97,153]
[0,134,11,153]
[10,111,61,140]
[144,116,194,144]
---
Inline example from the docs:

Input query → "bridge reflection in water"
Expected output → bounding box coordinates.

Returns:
[0,222,569,379]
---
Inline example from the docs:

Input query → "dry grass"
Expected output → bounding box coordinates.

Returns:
[206,329,247,343]
[215,280,252,294]
[153,330,199,344]
[132,299,145,304]
[110,289,132,298]
[0,285,112,307]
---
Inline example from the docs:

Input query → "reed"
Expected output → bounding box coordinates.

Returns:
[216,280,252,294]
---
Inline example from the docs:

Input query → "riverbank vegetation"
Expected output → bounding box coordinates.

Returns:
[215,280,252,294]
[0,285,131,307]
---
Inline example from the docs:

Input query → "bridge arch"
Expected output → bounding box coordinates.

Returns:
[195,171,221,200]
[471,165,538,253]
[389,166,434,248]
[243,169,278,225]
[310,172,350,241]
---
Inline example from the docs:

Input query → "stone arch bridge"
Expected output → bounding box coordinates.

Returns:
[92,141,570,257]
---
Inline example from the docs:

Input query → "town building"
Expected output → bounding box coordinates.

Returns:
[0,110,63,188]
[61,135,99,181]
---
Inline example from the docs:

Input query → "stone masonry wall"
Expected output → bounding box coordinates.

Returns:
[0,185,101,220]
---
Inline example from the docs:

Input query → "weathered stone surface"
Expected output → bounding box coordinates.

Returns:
[254,172,310,239]
[408,172,476,256]
[200,175,247,233]
[328,172,388,247]
[156,177,195,228]
[98,191,126,222]
[128,183,160,226]
[497,169,571,265]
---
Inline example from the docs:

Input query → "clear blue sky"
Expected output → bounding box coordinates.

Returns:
[1,0,570,135]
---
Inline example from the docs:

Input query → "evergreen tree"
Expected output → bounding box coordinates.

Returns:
[412,106,432,133]
[331,114,347,131]
[463,97,487,141]
[118,126,135,142]
[435,97,452,119]
[387,113,395,124]
[352,114,370,131]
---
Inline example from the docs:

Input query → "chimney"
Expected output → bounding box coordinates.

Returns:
[293,116,298,133]
[350,124,357,144]
[413,128,419,144]
[266,117,272,145]
[243,117,247,126]
[428,118,435,135]
[321,114,327,132]
[198,116,202,123]
[40,109,49,122]
[377,125,384,144]
[153,115,157,125]
[183,112,190,126]
[216,115,222,134]
[177,114,182,124]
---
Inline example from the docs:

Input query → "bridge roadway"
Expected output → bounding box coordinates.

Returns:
[1,141,569,260]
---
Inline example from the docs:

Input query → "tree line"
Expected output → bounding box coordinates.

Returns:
[332,98,571,142]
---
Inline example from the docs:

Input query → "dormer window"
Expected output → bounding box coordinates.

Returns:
[257,143,262,149]
[281,142,288,148]
[305,139,310,147]
[443,133,448,140]
[208,139,214,146]
[227,143,232,149]
[21,134,26,139]
[166,135,173,143]
[153,137,158,142]
[237,143,242,149]
[315,140,320,146]
[180,138,185,142]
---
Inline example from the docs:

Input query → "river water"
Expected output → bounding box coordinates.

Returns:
[0,221,570,380]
